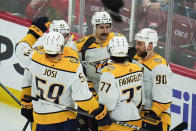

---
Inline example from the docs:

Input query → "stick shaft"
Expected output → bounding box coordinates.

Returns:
[0,83,30,131]
[24,95,140,130]
[0,83,21,105]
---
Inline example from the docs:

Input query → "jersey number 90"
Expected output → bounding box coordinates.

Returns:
[156,75,167,84]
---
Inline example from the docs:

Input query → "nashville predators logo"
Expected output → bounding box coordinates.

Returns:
[114,32,124,36]
[89,58,113,74]
[107,65,115,71]
[76,38,85,43]
[153,58,162,63]
[34,45,44,50]
[70,58,79,63]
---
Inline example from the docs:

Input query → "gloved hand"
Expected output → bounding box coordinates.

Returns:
[91,104,112,126]
[28,16,50,39]
[142,110,161,130]
[88,81,98,100]
[128,46,136,62]
[101,0,124,22]
[76,110,90,131]
[21,100,34,122]
[144,110,160,121]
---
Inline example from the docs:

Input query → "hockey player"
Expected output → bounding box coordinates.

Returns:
[16,17,111,131]
[133,28,172,131]
[74,11,124,130]
[20,19,78,129]
[98,36,143,131]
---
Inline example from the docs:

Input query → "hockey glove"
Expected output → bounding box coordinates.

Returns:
[21,99,34,122]
[128,46,136,62]
[101,0,124,22]
[28,16,50,39]
[76,110,90,131]
[142,110,162,130]
[88,81,98,100]
[91,104,112,127]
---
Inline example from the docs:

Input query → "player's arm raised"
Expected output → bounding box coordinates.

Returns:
[15,17,50,68]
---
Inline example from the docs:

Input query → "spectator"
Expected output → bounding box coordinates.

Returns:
[0,0,30,17]
[177,0,196,20]
[142,0,169,12]
[26,0,80,22]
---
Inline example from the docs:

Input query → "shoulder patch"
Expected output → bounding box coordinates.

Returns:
[70,57,79,63]
[107,65,115,71]
[114,32,124,36]
[76,38,85,43]
[36,50,44,55]
[34,45,44,50]
[153,58,162,63]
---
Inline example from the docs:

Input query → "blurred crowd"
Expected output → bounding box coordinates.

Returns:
[0,0,196,70]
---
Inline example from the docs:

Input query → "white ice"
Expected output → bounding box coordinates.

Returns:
[0,103,31,131]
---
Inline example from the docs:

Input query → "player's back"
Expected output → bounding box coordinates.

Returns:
[99,62,143,121]
[29,50,81,124]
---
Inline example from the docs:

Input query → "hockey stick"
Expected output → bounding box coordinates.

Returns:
[0,83,30,131]
[25,95,188,131]
[25,95,189,131]
[170,122,187,131]
[24,95,141,130]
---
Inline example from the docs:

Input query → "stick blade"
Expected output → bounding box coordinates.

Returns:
[170,122,188,131]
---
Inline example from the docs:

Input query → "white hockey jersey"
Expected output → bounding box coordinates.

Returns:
[133,54,172,125]
[98,62,143,122]
[15,34,99,124]
[75,32,124,92]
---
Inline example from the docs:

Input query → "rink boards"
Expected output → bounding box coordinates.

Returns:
[0,12,196,131]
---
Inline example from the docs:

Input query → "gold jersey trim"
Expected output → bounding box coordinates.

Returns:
[103,62,142,78]
[134,54,167,71]
[31,47,80,73]
[33,110,76,124]
[76,96,99,114]
[17,34,37,47]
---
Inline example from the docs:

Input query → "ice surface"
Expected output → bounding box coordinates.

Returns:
[0,103,31,131]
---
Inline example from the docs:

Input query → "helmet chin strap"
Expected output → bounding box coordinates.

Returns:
[142,46,153,59]
[93,25,96,34]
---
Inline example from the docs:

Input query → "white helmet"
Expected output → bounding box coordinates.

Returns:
[91,11,112,30]
[49,20,70,34]
[135,28,158,48]
[108,36,129,57]
[44,32,65,54]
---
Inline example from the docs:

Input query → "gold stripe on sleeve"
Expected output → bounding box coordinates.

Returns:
[76,96,99,114]
[17,34,37,47]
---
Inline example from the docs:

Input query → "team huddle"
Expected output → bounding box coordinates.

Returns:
[15,11,172,131]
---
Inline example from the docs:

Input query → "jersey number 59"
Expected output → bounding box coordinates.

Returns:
[35,76,65,104]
